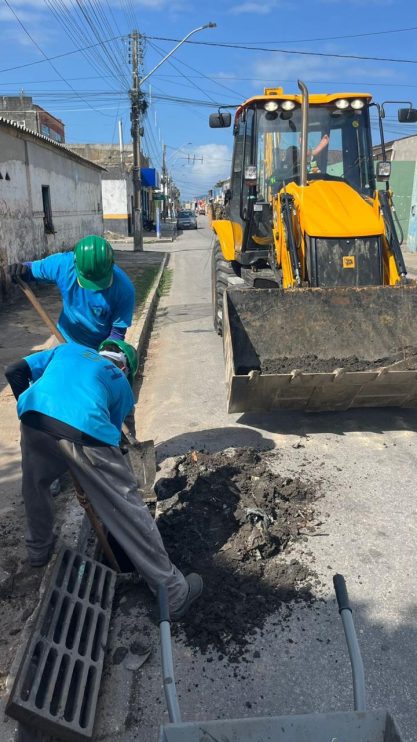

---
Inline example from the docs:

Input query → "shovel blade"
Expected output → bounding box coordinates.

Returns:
[128,439,157,493]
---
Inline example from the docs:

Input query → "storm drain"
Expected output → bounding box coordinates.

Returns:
[6,547,116,741]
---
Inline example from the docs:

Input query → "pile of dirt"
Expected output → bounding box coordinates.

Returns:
[155,448,320,659]
[259,352,417,374]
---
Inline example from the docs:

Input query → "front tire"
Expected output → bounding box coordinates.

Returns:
[211,240,239,336]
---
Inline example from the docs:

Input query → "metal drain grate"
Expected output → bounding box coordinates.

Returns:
[6,547,116,741]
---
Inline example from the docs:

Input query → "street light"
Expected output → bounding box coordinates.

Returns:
[140,24,216,86]
[131,23,216,251]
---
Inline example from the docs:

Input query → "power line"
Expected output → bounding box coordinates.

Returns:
[145,86,227,122]
[146,40,220,106]
[175,25,417,46]
[45,0,125,93]
[5,74,417,92]
[144,35,417,66]
[146,38,242,100]
[72,0,130,88]
[0,30,128,74]
[2,0,114,117]
[153,74,417,90]
[84,0,130,86]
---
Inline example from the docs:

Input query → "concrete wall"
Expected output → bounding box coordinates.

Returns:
[1,97,65,141]
[408,167,417,252]
[377,161,416,244]
[392,137,417,161]
[102,179,130,235]
[0,125,103,291]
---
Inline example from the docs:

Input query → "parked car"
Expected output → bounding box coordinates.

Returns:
[177,210,197,230]
[199,207,206,215]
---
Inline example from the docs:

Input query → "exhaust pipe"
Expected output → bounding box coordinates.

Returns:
[297,79,309,187]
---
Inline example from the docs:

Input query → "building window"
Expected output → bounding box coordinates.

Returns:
[42,185,55,234]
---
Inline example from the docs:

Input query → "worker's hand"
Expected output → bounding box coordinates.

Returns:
[9,263,30,283]
[312,134,330,157]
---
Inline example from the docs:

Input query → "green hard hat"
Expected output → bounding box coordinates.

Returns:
[99,338,138,382]
[74,235,114,290]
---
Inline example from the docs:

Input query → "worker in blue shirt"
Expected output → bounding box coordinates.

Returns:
[9,235,135,350]
[4,341,203,620]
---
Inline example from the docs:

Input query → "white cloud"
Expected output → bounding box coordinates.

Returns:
[0,1,65,50]
[251,52,399,91]
[132,0,189,7]
[322,0,393,4]
[229,0,281,13]
[171,143,231,197]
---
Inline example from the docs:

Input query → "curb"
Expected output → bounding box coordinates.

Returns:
[144,237,174,244]
[126,252,169,359]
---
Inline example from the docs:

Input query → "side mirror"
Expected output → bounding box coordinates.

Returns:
[209,112,232,128]
[398,108,417,123]
[224,188,232,204]
[377,161,391,181]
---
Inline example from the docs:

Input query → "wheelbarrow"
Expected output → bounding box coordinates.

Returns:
[156,575,403,741]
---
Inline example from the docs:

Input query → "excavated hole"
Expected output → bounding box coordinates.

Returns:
[155,447,322,660]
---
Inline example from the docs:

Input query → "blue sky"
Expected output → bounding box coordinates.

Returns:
[1,0,417,199]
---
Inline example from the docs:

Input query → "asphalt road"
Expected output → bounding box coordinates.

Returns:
[94,217,417,742]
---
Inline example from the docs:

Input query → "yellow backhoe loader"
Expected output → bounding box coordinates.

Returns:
[209,81,417,413]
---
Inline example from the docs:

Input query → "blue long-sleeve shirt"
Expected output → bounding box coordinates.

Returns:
[16,344,135,446]
[28,252,135,349]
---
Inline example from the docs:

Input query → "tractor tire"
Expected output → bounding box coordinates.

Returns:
[211,240,241,336]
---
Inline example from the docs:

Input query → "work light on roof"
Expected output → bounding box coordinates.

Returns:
[335,99,350,110]
[281,100,296,111]
[264,101,279,112]
[351,98,365,110]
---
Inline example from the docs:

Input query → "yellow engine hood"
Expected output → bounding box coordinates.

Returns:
[285,180,383,238]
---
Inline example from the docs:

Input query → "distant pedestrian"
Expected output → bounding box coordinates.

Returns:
[9,235,135,350]
[5,341,203,619]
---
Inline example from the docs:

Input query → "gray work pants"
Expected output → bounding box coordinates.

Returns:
[20,423,188,611]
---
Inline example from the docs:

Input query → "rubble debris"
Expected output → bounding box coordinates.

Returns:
[260,351,417,374]
[156,448,320,659]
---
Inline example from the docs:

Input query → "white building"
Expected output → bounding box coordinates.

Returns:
[373,134,417,252]
[0,117,104,291]
[101,168,133,236]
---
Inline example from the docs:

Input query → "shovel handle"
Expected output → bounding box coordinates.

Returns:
[15,276,66,344]
[71,475,121,572]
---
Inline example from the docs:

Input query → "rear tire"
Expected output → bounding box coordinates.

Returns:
[211,240,240,336]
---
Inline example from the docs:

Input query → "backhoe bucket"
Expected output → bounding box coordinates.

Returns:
[223,285,417,413]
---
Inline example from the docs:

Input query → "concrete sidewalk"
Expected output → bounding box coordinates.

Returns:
[0,246,166,741]
[106,220,177,246]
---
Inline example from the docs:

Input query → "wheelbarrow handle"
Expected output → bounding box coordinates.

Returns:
[333,573,351,614]
[158,584,182,725]
[333,573,366,712]
[158,583,171,624]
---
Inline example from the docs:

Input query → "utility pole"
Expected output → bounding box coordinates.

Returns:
[129,30,144,251]
[162,143,167,222]
[118,119,124,170]
[128,23,216,248]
